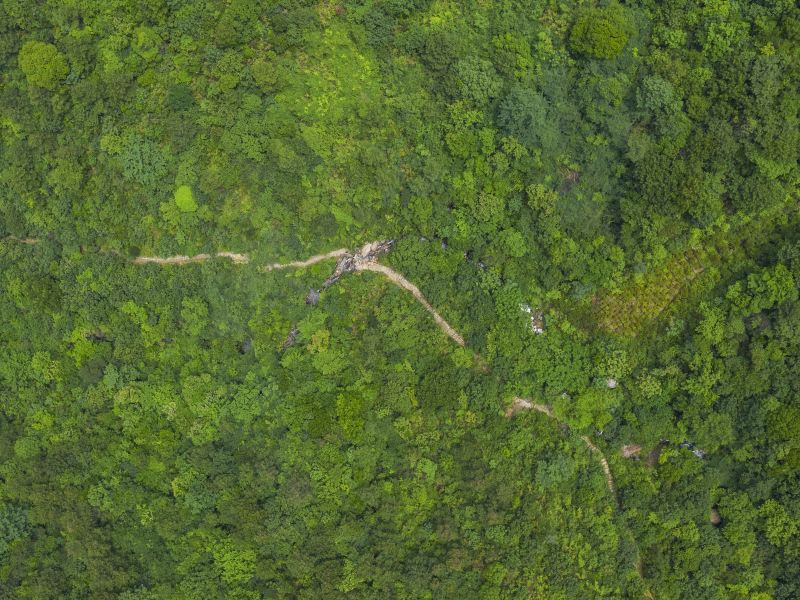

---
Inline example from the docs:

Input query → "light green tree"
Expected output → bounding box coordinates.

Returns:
[174,185,197,212]
[18,41,68,89]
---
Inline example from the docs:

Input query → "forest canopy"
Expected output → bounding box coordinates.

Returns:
[1,0,799,598]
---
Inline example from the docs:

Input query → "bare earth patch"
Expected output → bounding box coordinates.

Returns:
[505,397,533,417]
[507,399,614,496]
[622,444,642,458]
[260,248,348,272]
[133,254,213,265]
[356,262,465,347]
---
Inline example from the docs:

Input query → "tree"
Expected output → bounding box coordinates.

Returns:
[498,86,557,151]
[0,503,28,557]
[121,134,168,187]
[570,5,633,59]
[453,56,502,105]
[18,41,68,89]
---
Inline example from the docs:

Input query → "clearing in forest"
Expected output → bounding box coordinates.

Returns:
[594,246,709,336]
[594,201,794,336]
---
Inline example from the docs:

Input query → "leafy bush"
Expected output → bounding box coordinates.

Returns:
[121,134,168,187]
[174,185,197,212]
[453,56,502,105]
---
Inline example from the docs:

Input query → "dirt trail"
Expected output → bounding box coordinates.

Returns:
[511,398,616,497]
[4,235,466,346]
[214,251,249,264]
[356,262,465,347]
[261,240,466,347]
[132,241,466,347]
[133,251,250,265]
[8,232,650,594]
[581,435,616,497]
[511,397,655,598]
[3,237,250,263]
[260,249,349,271]
[2,236,39,245]
[135,249,348,268]
[135,253,212,265]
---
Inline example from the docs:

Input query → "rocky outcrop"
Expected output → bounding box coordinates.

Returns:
[622,444,642,458]
[281,328,299,351]
[305,289,321,305]
[322,240,394,288]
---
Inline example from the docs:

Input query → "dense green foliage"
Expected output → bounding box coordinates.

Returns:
[1,0,799,598]
[570,4,633,59]
[17,41,68,90]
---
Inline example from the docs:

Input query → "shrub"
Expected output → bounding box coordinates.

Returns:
[174,185,197,212]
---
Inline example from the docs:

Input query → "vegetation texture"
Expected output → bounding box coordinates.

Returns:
[1,1,799,599]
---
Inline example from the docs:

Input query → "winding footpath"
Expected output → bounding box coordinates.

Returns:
[509,398,617,498]
[4,234,648,596]
[131,243,647,597]
[3,236,462,346]
[356,262,465,346]
[5,235,617,497]
[506,399,651,597]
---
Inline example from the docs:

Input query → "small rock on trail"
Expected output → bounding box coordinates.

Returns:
[622,444,642,458]
[306,289,321,305]
[281,328,299,351]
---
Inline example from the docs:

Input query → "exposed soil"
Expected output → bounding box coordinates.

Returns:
[133,253,213,265]
[505,397,533,417]
[356,262,465,347]
[509,398,615,497]
[214,251,249,264]
[133,251,249,265]
[645,440,670,467]
[622,444,643,458]
[260,248,349,272]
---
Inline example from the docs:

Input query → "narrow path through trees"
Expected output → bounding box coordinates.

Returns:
[511,397,654,598]
[132,252,249,265]
[510,398,617,498]
[4,233,648,595]
[259,248,348,271]
[356,262,465,346]
[3,236,463,346]
[4,235,622,493]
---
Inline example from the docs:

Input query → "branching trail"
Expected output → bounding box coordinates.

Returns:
[7,235,620,493]
[3,235,464,346]
[6,233,648,594]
